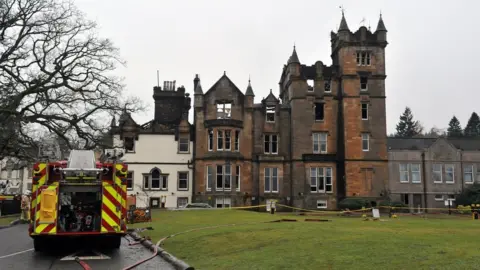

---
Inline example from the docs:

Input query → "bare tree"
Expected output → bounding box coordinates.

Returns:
[0,0,144,159]
[135,184,151,208]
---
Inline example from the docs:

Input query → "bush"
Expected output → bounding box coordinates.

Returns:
[378,200,409,213]
[338,198,372,210]
[457,205,472,215]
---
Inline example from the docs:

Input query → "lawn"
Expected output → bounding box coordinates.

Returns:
[0,216,17,226]
[131,210,480,270]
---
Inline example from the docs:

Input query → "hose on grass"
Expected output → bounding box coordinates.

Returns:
[122,220,288,270]
[74,257,92,270]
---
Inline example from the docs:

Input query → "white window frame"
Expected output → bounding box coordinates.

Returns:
[434,194,444,201]
[264,134,278,154]
[399,164,409,183]
[207,129,213,151]
[445,164,455,184]
[361,133,369,151]
[224,130,231,151]
[178,137,189,153]
[126,171,134,191]
[464,165,474,184]
[356,52,371,66]
[411,164,421,183]
[234,130,240,152]
[177,197,188,208]
[361,103,368,120]
[266,106,276,122]
[433,164,443,183]
[206,165,214,191]
[177,172,189,191]
[310,167,333,193]
[264,167,279,193]
[149,172,167,191]
[316,200,327,209]
[235,165,241,192]
[216,165,232,191]
[312,132,327,154]
[217,130,224,151]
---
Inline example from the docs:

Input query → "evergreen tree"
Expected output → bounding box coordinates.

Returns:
[395,107,423,137]
[447,116,463,137]
[464,112,480,137]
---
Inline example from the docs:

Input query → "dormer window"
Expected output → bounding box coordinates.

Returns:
[217,102,231,119]
[307,80,314,92]
[356,52,371,66]
[124,137,135,152]
[266,106,275,122]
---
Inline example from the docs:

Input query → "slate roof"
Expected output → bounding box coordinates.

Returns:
[387,137,480,151]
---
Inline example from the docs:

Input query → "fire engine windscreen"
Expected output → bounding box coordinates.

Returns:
[58,186,102,233]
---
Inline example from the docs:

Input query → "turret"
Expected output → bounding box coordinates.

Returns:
[194,74,203,109]
[375,13,387,42]
[245,78,254,108]
[337,11,350,41]
[287,45,301,76]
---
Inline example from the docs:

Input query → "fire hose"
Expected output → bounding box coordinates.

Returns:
[75,257,92,270]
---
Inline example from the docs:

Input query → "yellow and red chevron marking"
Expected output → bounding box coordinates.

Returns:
[34,183,58,234]
[115,163,128,231]
[101,181,122,233]
[30,163,48,225]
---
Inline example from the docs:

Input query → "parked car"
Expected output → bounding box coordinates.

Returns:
[172,203,213,211]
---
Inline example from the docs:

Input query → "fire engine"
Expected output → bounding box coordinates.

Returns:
[29,150,128,252]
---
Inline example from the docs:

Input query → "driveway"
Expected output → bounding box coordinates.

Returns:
[0,224,175,270]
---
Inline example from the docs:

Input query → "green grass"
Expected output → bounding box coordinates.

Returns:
[131,210,480,270]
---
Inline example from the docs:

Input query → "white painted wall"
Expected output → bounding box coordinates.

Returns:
[112,134,193,208]
[0,157,31,195]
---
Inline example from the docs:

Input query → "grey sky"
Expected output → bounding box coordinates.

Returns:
[75,0,479,134]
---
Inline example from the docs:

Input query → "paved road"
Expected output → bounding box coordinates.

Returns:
[0,224,175,270]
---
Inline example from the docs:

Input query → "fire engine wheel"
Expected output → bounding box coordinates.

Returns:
[33,238,46,252]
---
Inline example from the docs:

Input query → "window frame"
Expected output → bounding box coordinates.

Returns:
[234,130,240,152]
[445,164,455,184]
[433,164,443,183]
[217,130,224,151]
[178,137,189,153]
[216,102,232,119]
[235,165,241,192]
[324,79,331,92]
[215,197,232,208]
[399,164,409,183]
[177,171,189,191]
[361,103,368,120]
[216,164,232,191]
[207,129,213,151]
[224,130,231,151]
[264,134,279,154]
[126,171,134,191]
[310,167,333,193]
[316,200,327,209]
[314,103,324,121]
[264,167,279,193]
[434,194,444,201]
[361,133,370,151]
[312,132,327,154]
[206,165,214,191]
[177,197,188,208]
[411,164,421,183]
[266,106,276,122]
[464,165,474,184]
[360,77,368,91]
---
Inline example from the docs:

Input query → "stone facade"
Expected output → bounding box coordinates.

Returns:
[388,137,480,210]
[193,13,389,210]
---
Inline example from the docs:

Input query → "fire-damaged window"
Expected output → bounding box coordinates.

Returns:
[234,130,240,151]
[217,102,232,119]
[361,103,368,120]
[315,103,324,121]
[307,80,314,92]
[356,52,371,66]
[324,79,331,92]
[124,137,135,152]
[264,134,278,154]
[266,106,275,122]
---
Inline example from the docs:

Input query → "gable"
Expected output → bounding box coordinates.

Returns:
[427,138,459,160]
[204,75,245,105]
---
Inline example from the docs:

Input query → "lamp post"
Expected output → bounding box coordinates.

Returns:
[445,199,452,215]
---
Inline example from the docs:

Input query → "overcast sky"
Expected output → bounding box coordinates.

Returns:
[75,0,479,134]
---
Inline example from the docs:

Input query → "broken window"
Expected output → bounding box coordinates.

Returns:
[264,134,278,154]
[315,103,324,121]
[124,137,135,152]
[356,52,371,66]
[361,103,368,120]
[360,77,368,91]
[225,130,231,150]
[208,129,213,151]
[266,106,275,122]
[217,102,232,119]
[324,80,331,92]
[307,80,314,92]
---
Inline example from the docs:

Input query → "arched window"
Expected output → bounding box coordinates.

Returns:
[146,168,166,190]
